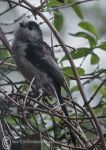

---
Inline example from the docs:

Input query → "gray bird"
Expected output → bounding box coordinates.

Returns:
[12,21,54,96]
[12,20,76,145]
[12,20,70,115]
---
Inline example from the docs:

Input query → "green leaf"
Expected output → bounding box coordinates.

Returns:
[103,104,106,109]
[60,47,91,62]
[96,41,106,51]
[72,5,84,19]
[67,0,84,19]
[99,86,106,97]
[0,49,10,58]
[91,53,100,65]
[69,32,97,47]
[63,67,85,77]
[71,85,79,93]
[79,21,99,39]
[71,48,91,59]
[54,10,64,31]
[6,116,15,124]
[93,106,103,116]
[93,85,106,97]
[48,0,62,7]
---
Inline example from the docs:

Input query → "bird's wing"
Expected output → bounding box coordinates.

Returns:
[26,41,65,85]
[41,55,65,84]
[28,38,56,61]
[42,42,57,62]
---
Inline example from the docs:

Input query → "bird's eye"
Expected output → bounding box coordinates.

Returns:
[28,26,33,30]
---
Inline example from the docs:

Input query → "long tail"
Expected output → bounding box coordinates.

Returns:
[52,83,76,146]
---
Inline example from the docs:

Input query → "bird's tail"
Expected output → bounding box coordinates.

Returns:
[52,84,76,146]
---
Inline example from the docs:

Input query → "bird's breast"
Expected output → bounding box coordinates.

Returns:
[12,40,27,57]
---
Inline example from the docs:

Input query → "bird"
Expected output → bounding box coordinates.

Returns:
[12,20,76,145]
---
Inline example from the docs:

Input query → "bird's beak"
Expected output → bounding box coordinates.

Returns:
[19,21,27,28]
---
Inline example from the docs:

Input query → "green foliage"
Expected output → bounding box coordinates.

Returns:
[93,85,106,97]
[71,47,91,59]
[63,66,85,77]
[48,0,84,31]
[0,49,10,59]
[79,21,99,40]
[71,85,79,93]
[69,32,97,47]
[0,48,13,72]
[48,0,63,7]
[96,41,106,51]
[60,47,91,62]
[72,4,84,19]
[54,10,64,31]
[90,53,100,65]
[67,0,84,19]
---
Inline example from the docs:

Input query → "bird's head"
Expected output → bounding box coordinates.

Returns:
[14,20,43,42]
